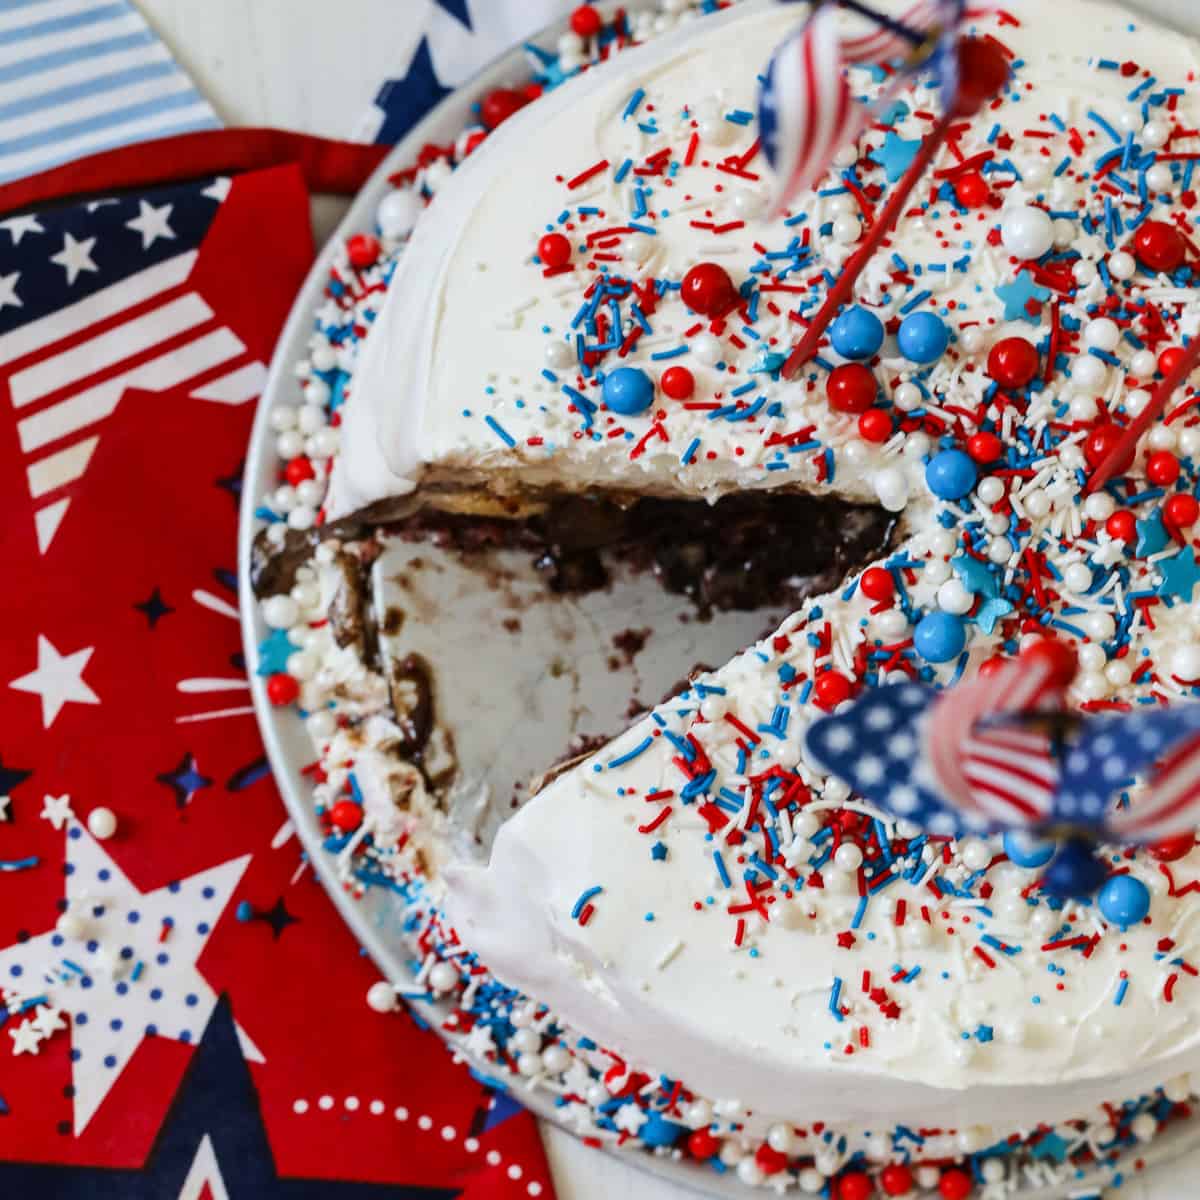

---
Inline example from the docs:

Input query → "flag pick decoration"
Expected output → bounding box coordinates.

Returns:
[804,638,1200,899]
[755,0,1007,378]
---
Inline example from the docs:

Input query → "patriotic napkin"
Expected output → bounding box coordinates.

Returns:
[358,0,576,143]
[0,159,553,1195]
[0,0,220,186]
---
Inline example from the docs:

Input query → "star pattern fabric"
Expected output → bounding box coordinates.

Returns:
[0,820,254,1133]
[0,163,552,1195]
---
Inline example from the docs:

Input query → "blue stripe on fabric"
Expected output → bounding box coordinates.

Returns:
[0,59,178,122]
[0,112,217,183]
[0,3,130,48]
[0,85,206,156]
[0,29,156,86]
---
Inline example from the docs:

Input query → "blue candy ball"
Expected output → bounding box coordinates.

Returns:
[603,366,654,415]
[638,1111,688,1147]
[1003,830,1056,870]
[914,610,966,663]
[831,305,885,361]
[1098,874,1151,927]
[925,449,978,501]
[898,311,950,364]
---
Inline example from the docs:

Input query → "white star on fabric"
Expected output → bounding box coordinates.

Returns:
[0,214,44,244]
[178,1134,232,1200]
[50,232,99,285]
[890,785,919,812]
[0,795,9,822]
[9,1018,41,1056]
[865,706,895,731]
[9,635,101,727]
[0,820,257,1132]
[823,726,854,753]
[202,176,232,203]
[30,1004,66,1040]
[40,793,74,830]
[125,200,176,249]
[0,271,20,311]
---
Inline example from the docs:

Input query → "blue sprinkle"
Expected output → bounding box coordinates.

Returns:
[622,88,645,120]
[608,737,653,767]
[484,416,516,447]
[571,887,603,920]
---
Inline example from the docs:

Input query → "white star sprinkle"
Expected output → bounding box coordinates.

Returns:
[9,634,101,727]
[9,1018,41,1056]
[40,794,74,830]
[613,1102,648,1134]
[124,199,176,249]
[0,214,44,244]
[0,271,20,311]
[50,232,99,285]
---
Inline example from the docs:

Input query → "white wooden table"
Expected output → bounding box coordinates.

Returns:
[131,2,1197,1195]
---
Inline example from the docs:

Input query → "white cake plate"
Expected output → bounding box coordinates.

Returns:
[238,6,1200,1195]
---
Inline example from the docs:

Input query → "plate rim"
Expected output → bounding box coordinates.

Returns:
[234,11,1200,1199]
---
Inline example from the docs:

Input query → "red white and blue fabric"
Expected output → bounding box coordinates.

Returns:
[0,0,219,186]
[0,153,553,1195]
[757,0,963,210]
[805,660,1200,844]
[359,0,576,143]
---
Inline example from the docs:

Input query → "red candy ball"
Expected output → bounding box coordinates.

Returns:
[480,88,527,130]
[837,1172,873,1200]
[1146,450,1181,486]
[978,655,1008,678]
[1106,509,1137,543]
[1084,423,1134,475]
[880,1164,914,1197]
[814,672,853,710]
[330,800,363,831]
[967,431,1004,463]
[661,365,695,400]
[285,456,315,486]
[938,1169,973,1200]
[1165,493,1200,529]
[681,262,737,316]
[1150,832,1197,860]
[346,233,381,269]
[827,363,878,414]
[1159,346,1189,377]
[858,408,893,443]
[570,4,602,36]
[266,674,299,706]
[1020,637,1078,687]
[987,336,1040,389]
[538,232,572,268]
[755,1144,789,1176]
[1134,219,1187,274]
[860,566,895,602]
[688,1129,720,1159]
[955,172,991,208]
[952,37,1011,116]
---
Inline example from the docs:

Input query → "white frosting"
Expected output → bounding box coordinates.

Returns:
[327,0,1200,1145]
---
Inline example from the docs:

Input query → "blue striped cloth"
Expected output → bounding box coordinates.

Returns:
[0,0,220,185]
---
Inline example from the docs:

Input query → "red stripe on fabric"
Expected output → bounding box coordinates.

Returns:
[0,128,388,216]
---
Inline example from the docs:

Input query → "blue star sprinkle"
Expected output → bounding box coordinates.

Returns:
[1136,510,1170,557]
[951,553,999,598]
[256,629,298,676]
[995,271,1051,324]
[650,841,669,861]
[1157,545,1200,602]
[870,132,922,182]
[974,595,1014,635]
